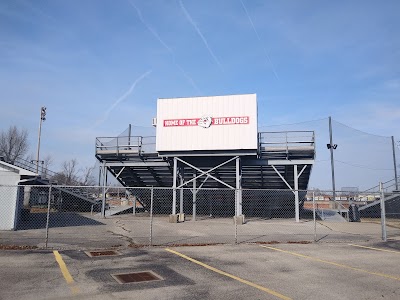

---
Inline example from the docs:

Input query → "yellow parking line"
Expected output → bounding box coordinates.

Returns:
[165,248,292,300]
[53,251,80,294]
[349,244,400,254]
[260,245,400,281]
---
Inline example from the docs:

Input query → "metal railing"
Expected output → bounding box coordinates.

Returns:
[95,135,157,156]
[258,131,315,158]
[362,177,400,193]
[12,157,57,180]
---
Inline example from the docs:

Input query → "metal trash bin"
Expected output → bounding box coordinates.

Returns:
[348,204,360,222]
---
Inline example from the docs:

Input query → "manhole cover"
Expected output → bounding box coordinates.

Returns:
[111,271,163,284]
[85,250,119,257]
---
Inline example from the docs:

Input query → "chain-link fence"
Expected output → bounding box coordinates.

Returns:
[1,185,399,250]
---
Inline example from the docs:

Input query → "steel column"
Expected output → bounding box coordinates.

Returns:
[192,173,196,221]
[101,163,107,218]
[179,168,184,214]
[236,157,242,216]
[294,164,299,222]
[172,157,177,215]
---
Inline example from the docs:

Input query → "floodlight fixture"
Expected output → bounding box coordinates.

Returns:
[41,106,47,121]
[326,144,338,150]
[36,106,47,174]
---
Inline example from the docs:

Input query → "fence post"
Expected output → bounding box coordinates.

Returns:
[313,191,317,242]
[234,189,238,245]
[45,185,52,248]
[379,182,387,241]
[101,163,107,218]
[149,187,154,246]
[132,194,136,216]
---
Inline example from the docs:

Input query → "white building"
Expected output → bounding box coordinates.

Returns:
[0,160,37,230]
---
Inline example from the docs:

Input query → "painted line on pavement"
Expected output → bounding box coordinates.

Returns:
[53,251,80,295]
[260,245,400,281]
[349,244,400,254]
[165,248,292,300]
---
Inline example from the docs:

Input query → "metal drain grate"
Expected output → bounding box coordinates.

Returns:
[86,250,119,257]
[111,271,163,284]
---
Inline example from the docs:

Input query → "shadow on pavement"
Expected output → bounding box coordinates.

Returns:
[17,212,105,230]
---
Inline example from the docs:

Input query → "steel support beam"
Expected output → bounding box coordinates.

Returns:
[298,165,307,179]
[294,164,299,222]
[104,161,169,167]
[172,157,177,215]
[192,172,196,221]
[101,162,107,218]
[115,166,125,179]
[271,165,294,193]
[179,168,184,214]
[236,157,242,216]
[176,156,238,189]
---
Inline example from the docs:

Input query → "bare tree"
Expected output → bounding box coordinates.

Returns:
[81,165,96,186]
[51,159,79,185]
[63,158,79,185]
[42,154,54,178]
[0,126,29,163]
[42,154,53,169]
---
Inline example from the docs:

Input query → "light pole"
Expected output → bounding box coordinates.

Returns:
[327,116,338,203]
[391,136,398,190]
[36,107,46,174]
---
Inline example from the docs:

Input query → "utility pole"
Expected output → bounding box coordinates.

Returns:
[328,117,337,203]
[36,107,46,174]
[392,136,398,190]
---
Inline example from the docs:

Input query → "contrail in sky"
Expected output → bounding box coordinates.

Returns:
[179,0,223,71]
[239,0,279,80]
[129,1,173,53]
[129,1,201,94]
[176,64,202,94]
[95,70,152,127]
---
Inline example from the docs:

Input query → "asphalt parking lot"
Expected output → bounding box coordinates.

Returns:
[1,241,399,300]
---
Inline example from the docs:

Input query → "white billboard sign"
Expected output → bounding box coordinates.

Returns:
[156,94,258,153]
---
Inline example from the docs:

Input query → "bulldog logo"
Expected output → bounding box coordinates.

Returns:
[198,116,212,128]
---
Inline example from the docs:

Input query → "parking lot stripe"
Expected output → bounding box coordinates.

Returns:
[53,251,80,294]
[260,245,400,281]
[349,244,400,254]
[165,248,292,300]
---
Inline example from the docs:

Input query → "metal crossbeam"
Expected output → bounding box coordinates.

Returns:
[175,156,239,189]
[271,165,293,192]
[297,165,307,179]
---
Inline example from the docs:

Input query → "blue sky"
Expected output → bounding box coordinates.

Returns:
[0,0,399,189]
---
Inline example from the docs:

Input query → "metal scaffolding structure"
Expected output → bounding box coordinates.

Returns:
[95,130,315,222]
